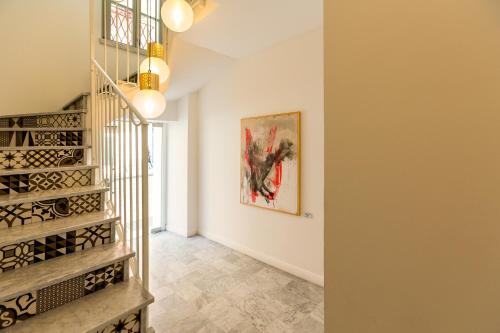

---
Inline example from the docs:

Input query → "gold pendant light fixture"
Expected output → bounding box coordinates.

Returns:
[140,42,170,84]
[133,0,166,118]
[133,71,166,119]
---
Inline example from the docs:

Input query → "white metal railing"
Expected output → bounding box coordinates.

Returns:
[90,59,150,293]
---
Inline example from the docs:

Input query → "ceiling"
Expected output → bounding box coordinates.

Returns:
[165,0,323,100]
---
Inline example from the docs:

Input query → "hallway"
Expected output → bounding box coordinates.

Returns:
[149,232,324,333]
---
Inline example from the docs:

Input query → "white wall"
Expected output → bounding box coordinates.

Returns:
[197,28,324,285]
[0,0,90,115]
[166,93,198,236]
[0,0,147,116]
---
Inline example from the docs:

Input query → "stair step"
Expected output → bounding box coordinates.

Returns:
[0,164,98,176]
[2,278,153,333]
[0,127,85,132]
[0,211,118,248]
[0,242,134,302]
[0,145,90,151]
[0,109,87,119]
[0,184,108,206]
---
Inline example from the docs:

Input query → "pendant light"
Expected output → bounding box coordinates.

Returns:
[133,72,166,118]
[140,42,170,83]
[133,0,166,118]
[161,0,194,33]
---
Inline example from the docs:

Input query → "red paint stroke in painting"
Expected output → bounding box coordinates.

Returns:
[244,124,293,205]
[245,128,252,162]
[266,126,277,153]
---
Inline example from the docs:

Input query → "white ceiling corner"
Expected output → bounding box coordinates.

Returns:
[166,0,322,100]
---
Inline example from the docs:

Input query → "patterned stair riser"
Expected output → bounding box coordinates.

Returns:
[0,130,84,148]
[0,223,113,272]
[98,311,141,333]
[0,113,83,129]
[0,192,103,229]
[0,149,84,170]
[0,169,92,195]
[0,261,125,330]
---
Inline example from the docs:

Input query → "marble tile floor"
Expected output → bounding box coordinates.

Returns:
[149,232,324,333]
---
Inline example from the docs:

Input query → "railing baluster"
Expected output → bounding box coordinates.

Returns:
[113,94,118,217]
[99,74,105,183]
[129,113,134,252]
[123,107,128,246]
[118,98,125,246]
[141,123,149,290]
[104,78,110,190]
[135,123,140,276]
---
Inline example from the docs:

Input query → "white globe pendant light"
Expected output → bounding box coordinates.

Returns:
[133,72,166,119]
[140,42,170,83]
[161,0,194,33]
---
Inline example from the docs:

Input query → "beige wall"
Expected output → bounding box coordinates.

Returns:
[325,0,500,332]
[0,0,146,116]
[0,0,90,116]
[198,28,324,285]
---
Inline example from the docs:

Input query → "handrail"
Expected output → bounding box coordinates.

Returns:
[92,59,148,125]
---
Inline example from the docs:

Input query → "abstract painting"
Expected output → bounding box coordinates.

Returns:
[241,112,300,215]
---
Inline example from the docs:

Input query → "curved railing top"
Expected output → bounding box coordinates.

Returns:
[92,58,149,125]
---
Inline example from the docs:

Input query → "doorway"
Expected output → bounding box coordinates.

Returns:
[148,122,167,233]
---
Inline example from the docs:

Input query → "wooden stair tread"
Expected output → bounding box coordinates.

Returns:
[0,184,108,206]
[0,242,134,301]
[0,164,98,176]
[0,211,118,248]
[2,278,153,333]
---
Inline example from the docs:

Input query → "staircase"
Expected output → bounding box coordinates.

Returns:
[0,96,154,332]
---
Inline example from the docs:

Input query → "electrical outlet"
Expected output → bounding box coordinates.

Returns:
[304,212,314,219]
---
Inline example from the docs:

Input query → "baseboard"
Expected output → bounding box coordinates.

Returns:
[198,230,324,287]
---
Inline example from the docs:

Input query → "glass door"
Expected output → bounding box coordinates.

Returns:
[148,123,166,232]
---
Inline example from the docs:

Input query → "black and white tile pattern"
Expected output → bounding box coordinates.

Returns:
[0,130,83,148]
[28,169,92,192]
[0,174,29,195]
[0,113,83,129]
[33,223,111,263]
[84,261,124,295]
[32,198,71,223]
[33,232,77,263]
[98,311,141,333]
[0,292,37,329]
[1,223,111,271]
[25,149,84,168]
[0,151,27,169]
[0,241,34,272]
[0,149,84,170]
[31,193,101,223]
[69,193,102,215]
[37,275,85,313]
[37,113,82,128]
[75,224,111,250]
[0,203,32,229]
[0,131,35,147]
